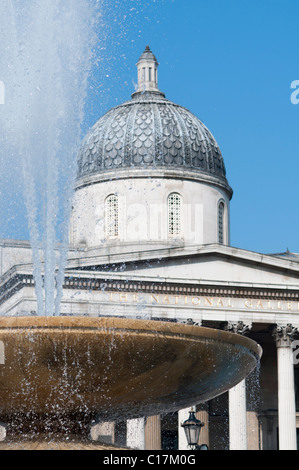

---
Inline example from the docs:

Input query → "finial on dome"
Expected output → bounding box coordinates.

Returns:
[132,46,165,98]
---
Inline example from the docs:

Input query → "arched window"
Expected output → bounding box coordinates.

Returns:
[168,193,182,237]
[105,194,119,239]
[218,201,225,244]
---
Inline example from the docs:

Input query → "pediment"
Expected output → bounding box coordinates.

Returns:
[67,244,299,291]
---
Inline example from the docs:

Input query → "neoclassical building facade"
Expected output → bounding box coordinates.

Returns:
[1,46,299,450]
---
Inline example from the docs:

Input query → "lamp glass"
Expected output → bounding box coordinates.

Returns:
[182,410,203,446]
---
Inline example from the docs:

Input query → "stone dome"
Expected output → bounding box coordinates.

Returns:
[77,47,232,197]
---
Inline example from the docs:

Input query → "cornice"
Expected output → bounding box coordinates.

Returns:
[66,243,299,276]
[74,167,233,199]
[1,271,299,308]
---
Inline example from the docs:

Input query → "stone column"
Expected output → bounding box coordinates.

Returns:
[0,341,4,365]
[145,415,161,450]
[246,359,261,450]
[225,321,251,450]
[196,405,209,448]
[247,411,260,450]
[229,379,247,450]
[90,421,115,444]
[126,418,145,450]
[0,423,6,442]
[273,324,297,450]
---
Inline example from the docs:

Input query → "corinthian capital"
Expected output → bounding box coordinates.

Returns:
[224,321,251,336]
[272,324,298,347]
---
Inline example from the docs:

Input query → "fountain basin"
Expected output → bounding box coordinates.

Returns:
[0,316,261,424]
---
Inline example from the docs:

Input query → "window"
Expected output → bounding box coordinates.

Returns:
[168,193,182,237]
[105,194,119,239]
[218,201,225,244]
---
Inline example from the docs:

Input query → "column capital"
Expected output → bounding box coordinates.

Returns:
[223,321,252,335]
[184,318,200,325]
[272,324,298,348]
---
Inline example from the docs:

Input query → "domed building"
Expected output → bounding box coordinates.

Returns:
[70,45,232,249]
[1,47,299,450]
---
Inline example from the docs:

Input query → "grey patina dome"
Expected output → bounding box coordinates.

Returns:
[77,47,232,197]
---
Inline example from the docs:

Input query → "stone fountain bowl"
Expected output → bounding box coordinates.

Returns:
[0,316,262,424]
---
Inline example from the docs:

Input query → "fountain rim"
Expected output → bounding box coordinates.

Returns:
[0,316,262,360]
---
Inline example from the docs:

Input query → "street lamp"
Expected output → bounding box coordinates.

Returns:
[181,408,208,450]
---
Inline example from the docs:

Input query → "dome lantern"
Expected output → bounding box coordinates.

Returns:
[132,45,165,98]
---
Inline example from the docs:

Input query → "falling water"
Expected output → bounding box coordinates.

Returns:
[0,0,99,315]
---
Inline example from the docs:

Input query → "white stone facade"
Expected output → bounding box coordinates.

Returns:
[70,172,230,248]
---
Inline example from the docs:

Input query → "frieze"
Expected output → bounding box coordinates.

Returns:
[106,291,299,313]
[1,273,299,315]
[63,277,299,302]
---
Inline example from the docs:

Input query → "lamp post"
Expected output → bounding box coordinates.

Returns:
[181,408,208,450]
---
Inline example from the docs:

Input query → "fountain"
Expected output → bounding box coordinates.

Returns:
[0,316,261,449]
[0,1,262,450]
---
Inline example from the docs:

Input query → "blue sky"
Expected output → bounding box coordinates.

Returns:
[85,0,299,255]
[1,0,299,256]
